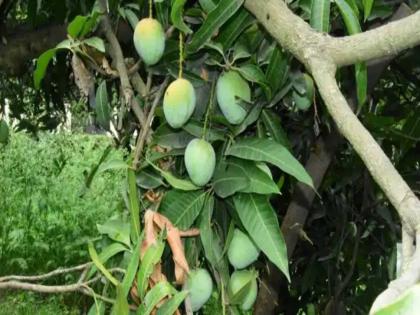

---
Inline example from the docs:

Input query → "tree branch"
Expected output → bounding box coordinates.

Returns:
[98,0,147,127]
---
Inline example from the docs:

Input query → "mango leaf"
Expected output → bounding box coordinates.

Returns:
[261,110,290,148]
[310,0,331,32]
[124,8,139,29]
[95,81,111,130]
[159,190,207,229]
[229,158,279,195]
[236,64,271,100]
[171,0,192,34]
[137,241,165,299]
[233,194,289,281]
[88,242,120,286]
[233,102,264,136]
[128,168,141,238]
[362,0,374,21]
[154,124,194,149]
[373,284,420,315]
[97,217,131,247]
[226,138,313,188]
[83,37,106,53]
[183,120,225,142]
[213,160,249,198]
[111,285,129,315]
[34,49,57,89]
[68,15,89,38]
[217,8,254,51]
[137,168,165,189]
[187,0,244,53]
[121,241,141,297]
[97,159,128,174]
[160,170,200,191]
[140,281,177,315]
[156,291,189,315]
[265,46,289,95]
[87,242,128,279]
[335,0,367,108]
[198,0,217,12]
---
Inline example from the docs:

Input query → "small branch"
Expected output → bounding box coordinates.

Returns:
[0,263,92,283]
[133,78,169,168]
[98,0,147,127]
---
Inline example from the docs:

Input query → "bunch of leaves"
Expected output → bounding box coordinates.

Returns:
[0,132,126,275]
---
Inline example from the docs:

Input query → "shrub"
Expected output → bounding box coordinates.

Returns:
[0,132,125,274]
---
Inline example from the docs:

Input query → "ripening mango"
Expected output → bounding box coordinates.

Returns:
[163,78,196,128]
[186,268,213,311]
[184,138,215,186]
[229,270,258,311]
[216,71,251,125]
[133,18,165,65]
[228,229,260,269]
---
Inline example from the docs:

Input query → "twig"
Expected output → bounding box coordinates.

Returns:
[0,263,92,283]
[133,78,169,168]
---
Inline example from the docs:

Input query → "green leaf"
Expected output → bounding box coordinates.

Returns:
[160,170,200,191]
[156,291,189,315]
[140,281,177,315]
[97,159,128,174]
[217,8,254,51]
[137,168,165,189]
[88,242,120,286]
[335,0,361,34]
[226,138,313,188]
[171,0,193,34]
[265,46,289,95]
[236,64,271,100]
[124,8,139,29]
[154,124,194,149]
[229,159,280,195]
[159,190,207,229]
[261,110,290,148]
[67,15,89,38]
[335,0,367,109]
[137,240,165,299]
[310,0,331,32]
[121,241,141,297]
[33,49,57,89]
[187,0,244,53]
[373,284,420,315]
[111,285,129,315]
[362,0,374,21]
[128,168,141,238]
[233,102,264,136]
[233,194,289,280]
[213,160,249,198]
[183,120,225,142]
[198,0,217,13]
[95,81,111,130]
[97,217,131,247]
[84,37,106,53]
[87,243,128,279]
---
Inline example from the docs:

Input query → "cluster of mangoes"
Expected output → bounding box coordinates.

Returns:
[133,18,251,187]
[184,229,259,312]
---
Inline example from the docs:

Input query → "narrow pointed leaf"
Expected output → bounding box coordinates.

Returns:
[310,0,331,32]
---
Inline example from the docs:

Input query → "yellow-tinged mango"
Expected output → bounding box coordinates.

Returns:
[133,18,165,65]
[186,268,213,311]
[163,78,196,128]
[216,71,251,125]
[229,270,258,311]
[184,138,215,186]
[228,229,260,269]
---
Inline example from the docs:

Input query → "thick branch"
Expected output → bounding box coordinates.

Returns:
[328,10,420,66]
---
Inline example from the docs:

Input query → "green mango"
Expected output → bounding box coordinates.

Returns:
[0,119,9,144]
[186,268,213,311]
[163,78,196,128]
[229,269,258,311]
[216,71,251,125]
[228,229,260,269]
[133,18,165,65]
[184,138,215,186]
